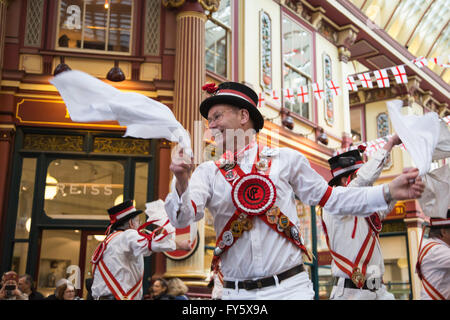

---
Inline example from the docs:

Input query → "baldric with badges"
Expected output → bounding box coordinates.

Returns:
[211,142,313,276]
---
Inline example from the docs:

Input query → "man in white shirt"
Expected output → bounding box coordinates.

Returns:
[323,135,401,300]
[416,211,450,300]
[165,82,425,300]
[91,200,173,300]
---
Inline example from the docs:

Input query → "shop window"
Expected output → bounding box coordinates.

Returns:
[56,0,133,54]
[11,242,29,277]
[36,230,81,298]
[350,106,365,143]
[15,158,37,239]
[379,234,412,300]
[282,14,313,121]
[206,0,231,78]
[44,159,124,220]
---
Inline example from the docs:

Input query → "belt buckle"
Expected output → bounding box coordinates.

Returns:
[242,280,257,290]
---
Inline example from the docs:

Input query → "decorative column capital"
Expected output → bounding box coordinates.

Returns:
[0,124,16,142]
[337,26,358,63]
[162,0,220,14]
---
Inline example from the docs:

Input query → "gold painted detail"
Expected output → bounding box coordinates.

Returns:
[162,0,185,8]
[93,137,151,155]
[23,134,84,152]
[199,0,220,12]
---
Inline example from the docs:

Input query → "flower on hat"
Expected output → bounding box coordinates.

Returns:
[202,83,219,94]
[357,144,366,153]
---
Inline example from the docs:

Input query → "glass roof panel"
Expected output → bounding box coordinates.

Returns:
[349,0,449,84]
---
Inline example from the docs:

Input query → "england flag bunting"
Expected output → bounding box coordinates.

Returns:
[374,69,390,88]
[345,76,358,91]
[283,88,295,101]
[327,80,341,96]
[297,85,309,103]
[263,56,447,103]
[358,72,373,88]
[413,56,428,68]
[312,82,325,100]
[390,65,408,84]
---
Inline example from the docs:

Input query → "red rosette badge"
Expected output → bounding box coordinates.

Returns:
[231,173,276,216]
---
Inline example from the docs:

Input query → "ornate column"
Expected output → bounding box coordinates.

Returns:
[161,0,220,289]
[337,26,358,145]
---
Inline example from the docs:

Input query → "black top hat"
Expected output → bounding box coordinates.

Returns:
[200,82,264,132]
[107,199,143,230]
[327,149,364,186]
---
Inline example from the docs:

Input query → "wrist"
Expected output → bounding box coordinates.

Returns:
[383,183,393,203]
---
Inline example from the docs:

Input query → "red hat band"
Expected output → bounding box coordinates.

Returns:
[215,89,257,107]
[110,205,136,224]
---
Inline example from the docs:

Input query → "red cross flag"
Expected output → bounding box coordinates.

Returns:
[390,65,408,84]
[345,76,358,91]
[271,89,280,101]
[258,92,265,106]
[358,72,373,88]
[312,82,325,100]
[413,57,428,68]
[327,80,341,96]
[374,69,390,88]
[297,85,309,103]
[284,88,295,101]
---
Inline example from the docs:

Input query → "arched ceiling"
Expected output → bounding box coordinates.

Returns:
[349,0,449,84]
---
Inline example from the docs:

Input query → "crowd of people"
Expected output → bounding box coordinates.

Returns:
[0,270,190,300]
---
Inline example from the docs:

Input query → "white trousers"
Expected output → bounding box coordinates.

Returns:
[221,271,315,300]
[330,280,395,300]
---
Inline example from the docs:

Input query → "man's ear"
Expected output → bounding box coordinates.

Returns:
[240,108,250,124]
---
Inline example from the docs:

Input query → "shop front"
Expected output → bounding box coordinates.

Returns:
[2,123,158,299]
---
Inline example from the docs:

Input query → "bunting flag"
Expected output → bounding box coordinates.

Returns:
[413,56,428,68]
[284,88,295,101]
[358,72,373,88]
[258,55,447,105]
[297,85,309,103]
[327,80,341,96]
[345,76,358,91]
[391,65,408,84]
[374,69,390,88]
[312,82,325,100]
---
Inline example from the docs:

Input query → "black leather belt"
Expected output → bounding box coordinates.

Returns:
[97,294,116,300]
[332,277,382,291]
[224,264,305,291]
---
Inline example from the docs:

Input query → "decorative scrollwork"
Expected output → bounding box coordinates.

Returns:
[93,137,151,155]
[23,134,84,152]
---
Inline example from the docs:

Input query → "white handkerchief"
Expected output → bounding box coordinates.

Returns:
[50,70,192,156]
[387,100,440,175]
[418,165,450,219]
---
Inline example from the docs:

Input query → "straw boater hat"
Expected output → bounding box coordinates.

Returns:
[107,200,143,231]
[200,82,264,132]
[327,148,365,186]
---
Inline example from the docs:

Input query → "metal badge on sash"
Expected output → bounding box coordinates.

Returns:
[222,231,234,246]
[241,218,253,231]
[351,267,366,289]
[256,158,269,172]
[230,220,243,237]
[225,169,238,182]
[214,246,224,256]
[266,206,280,224]
[278,214,289,230]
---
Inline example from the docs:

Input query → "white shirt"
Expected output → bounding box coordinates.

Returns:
[419,238,450,300]
[91,229,152,299]
[323,149,396,279]
[164,144,388,281]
